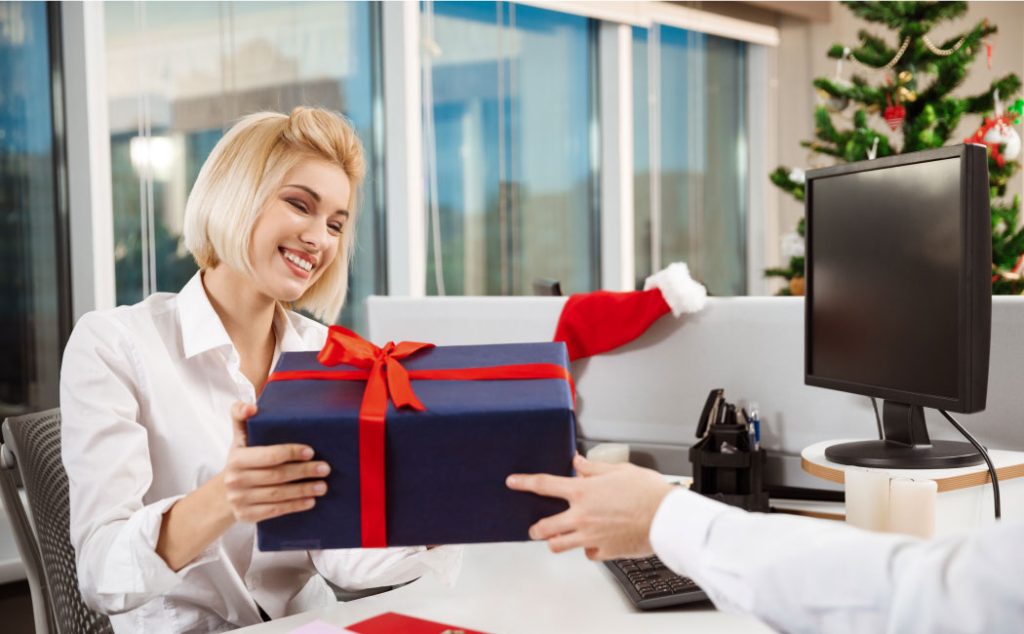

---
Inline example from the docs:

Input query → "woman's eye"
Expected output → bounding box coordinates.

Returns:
[328,223,344,235]
[288,199,309,213]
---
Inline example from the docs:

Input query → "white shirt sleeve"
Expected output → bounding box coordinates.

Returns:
[649,488,1024,634]
[310,545,463,591]
[60,313,219,615]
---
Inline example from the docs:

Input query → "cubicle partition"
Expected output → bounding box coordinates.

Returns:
[368,296,1024,489]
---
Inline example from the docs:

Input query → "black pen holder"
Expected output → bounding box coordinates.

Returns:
[689,423,769,512]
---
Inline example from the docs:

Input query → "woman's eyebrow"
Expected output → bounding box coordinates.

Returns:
[285,183,321,202]
[286,183,349,216]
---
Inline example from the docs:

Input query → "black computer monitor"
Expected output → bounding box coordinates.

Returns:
[804,144,991,469]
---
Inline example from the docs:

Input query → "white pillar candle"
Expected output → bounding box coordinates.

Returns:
[844,468,890,531]
[586,442,630,464]
[887,478,937,539]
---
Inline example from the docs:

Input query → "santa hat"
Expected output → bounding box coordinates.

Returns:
[553,262,708,362]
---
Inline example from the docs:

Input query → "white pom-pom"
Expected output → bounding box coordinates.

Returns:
[643,262,707,317]
[788,167,806,185]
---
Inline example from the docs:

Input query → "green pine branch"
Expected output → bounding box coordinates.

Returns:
[962,74,1023,113]
[842,1,966,34]
[769,167,805,202]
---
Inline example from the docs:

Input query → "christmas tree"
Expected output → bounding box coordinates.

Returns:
[767,0,1024,296]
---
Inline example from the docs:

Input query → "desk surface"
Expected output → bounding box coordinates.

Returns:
[802,440,1024,492]
[238,541,774,634]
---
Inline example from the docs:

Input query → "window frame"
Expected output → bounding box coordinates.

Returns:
[64,0,779,312]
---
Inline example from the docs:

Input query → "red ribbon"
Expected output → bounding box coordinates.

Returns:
[266,325,574,547]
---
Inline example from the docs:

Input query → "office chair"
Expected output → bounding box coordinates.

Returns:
[0,409,113,634]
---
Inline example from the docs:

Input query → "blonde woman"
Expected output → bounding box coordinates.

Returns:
[61,108,460,632]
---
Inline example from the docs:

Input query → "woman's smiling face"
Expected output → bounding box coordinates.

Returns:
[247,158,351,303]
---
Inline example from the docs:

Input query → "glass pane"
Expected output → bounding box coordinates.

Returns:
[105,1,382,331]
[0,2,66,414]
[633,25,748,295]
[424,1,598,296]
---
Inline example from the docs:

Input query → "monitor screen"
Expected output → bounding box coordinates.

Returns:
[805,145,990,413]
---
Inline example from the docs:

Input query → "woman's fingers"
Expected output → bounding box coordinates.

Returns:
[226,480,328,508]
[228,443,314,470]
[234,498,318,523]
[230,402,257,447]
[223,460,330,489]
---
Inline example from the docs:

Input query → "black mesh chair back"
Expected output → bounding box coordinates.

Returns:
[0,409,113,634]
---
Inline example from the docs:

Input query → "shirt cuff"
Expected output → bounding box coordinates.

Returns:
[95,495,221,600]
[313,544,464,591]
[648,488,736,578]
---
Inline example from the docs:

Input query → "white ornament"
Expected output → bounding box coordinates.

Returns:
[788,167,806,185]
[781,232,806,259]
[984,121,1022,161]
[866,137,880,160]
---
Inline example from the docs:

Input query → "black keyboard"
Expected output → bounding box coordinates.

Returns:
[604,555,709,609]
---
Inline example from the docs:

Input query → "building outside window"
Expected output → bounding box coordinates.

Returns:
[104,0,383,331]
[421,0,599,297]
[0,1,69,415]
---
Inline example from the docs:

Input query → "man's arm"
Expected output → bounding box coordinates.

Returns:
[509,456,1024,634]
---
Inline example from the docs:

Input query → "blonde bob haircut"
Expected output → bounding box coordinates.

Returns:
[183,107,365,323]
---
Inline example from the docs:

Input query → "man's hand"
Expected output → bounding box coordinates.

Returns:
[506,454,674,560]
[221,402,331,523]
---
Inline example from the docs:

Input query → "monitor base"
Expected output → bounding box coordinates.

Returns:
[825,439,984,469]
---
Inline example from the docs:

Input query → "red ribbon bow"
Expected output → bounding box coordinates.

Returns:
[267,325,574,547]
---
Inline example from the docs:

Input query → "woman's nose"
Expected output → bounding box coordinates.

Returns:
[299,221,328,249]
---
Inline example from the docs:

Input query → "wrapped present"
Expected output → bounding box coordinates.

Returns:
[248,326,577,551]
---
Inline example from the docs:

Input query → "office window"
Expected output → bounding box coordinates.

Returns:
[633,25,748,294]
[422,1,598,296]
[104,1,383,331]
[0,2,69,415]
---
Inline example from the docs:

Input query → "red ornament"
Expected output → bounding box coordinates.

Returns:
[964,114,1017,168]
[884,103,906,130]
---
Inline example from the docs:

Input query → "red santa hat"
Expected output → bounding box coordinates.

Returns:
[553,262,708,362]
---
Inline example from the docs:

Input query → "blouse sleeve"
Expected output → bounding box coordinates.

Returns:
[60,313,219,614]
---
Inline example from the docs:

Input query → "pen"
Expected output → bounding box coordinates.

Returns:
[748,403,761,450]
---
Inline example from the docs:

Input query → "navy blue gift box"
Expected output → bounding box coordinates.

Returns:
[248,340,576,551]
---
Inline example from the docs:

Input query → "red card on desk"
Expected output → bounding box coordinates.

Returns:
[346,612,490,634]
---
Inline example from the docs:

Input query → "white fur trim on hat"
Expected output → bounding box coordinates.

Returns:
[643,262,707,317]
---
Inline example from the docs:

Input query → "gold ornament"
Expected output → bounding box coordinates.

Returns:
[898,70,913,84]
[897,86,917,103]
[789,277,806,296]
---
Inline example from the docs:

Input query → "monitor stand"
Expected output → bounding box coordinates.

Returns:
[824,401,984,469]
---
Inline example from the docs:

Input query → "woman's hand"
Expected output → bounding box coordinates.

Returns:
[222,401,330,523]
[506,454,674,561]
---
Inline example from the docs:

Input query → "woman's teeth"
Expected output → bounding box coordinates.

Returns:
[282,250,313,272]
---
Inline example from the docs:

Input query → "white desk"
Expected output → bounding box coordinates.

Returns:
[237,541,774,633]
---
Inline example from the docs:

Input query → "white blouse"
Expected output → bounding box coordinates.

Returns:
[60,272,461,632]
[650,488,1024,634]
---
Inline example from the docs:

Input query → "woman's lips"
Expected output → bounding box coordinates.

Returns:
[279,247,315,279]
